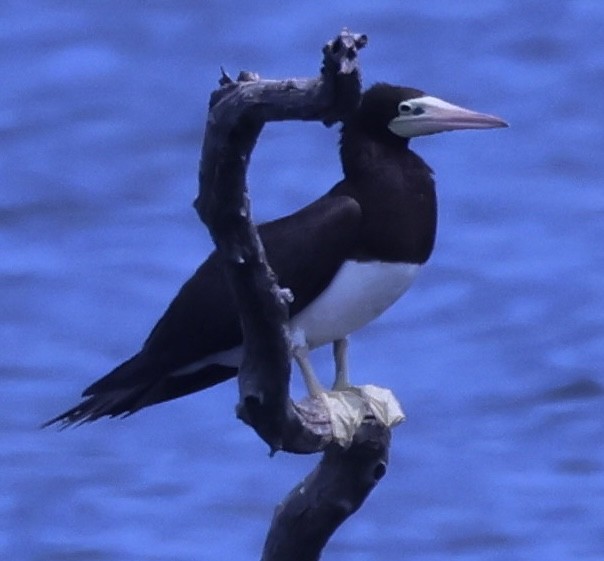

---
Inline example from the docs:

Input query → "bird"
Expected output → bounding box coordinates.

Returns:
[45,83,507,427]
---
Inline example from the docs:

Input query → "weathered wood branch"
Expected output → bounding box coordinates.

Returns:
[195,29,393,560]
[261,421,390,561]
[195,29,368,454]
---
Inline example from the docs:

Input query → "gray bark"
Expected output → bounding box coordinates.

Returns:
[195,30,392,561]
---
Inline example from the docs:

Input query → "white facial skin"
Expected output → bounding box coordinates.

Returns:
[388,95,508,138]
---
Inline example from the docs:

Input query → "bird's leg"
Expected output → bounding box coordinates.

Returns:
[332,337,350,390]
[293,345,324,397]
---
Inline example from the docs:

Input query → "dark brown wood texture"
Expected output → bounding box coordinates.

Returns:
[195,30,392,561]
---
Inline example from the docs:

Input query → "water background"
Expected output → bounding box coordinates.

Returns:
[2,1,603,560]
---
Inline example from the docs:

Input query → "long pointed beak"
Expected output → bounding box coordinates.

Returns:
[389,95,508,138]
[424,98,508,132]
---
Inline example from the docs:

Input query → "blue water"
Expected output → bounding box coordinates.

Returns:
[2,1,603,559]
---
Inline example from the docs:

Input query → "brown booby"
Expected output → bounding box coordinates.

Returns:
[45,83,506,426]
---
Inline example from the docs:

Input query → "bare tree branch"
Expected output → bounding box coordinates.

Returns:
[195,29,394,560]
[195,29,367,454]
[261,421,390,561]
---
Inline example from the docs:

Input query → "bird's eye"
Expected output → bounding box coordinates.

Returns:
[398,102,412,113]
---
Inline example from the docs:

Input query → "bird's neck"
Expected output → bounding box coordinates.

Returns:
[339,123,429,180]
[335,122,437,264]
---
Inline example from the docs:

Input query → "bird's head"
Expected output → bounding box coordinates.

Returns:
[357,83,508,140]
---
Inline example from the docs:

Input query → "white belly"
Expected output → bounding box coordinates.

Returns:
[290,260,420,349]
[171,260,420,376]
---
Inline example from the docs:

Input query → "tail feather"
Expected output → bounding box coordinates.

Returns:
[43,362,238,428]
[42,387,148,428]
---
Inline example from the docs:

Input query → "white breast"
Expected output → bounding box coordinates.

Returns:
[289,260,421,349]
[171,260,420,376]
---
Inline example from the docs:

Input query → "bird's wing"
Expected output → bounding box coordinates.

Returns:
[260,193,362,317]
[46,193,361,424]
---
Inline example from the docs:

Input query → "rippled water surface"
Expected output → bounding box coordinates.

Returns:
[2,2,603,560]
